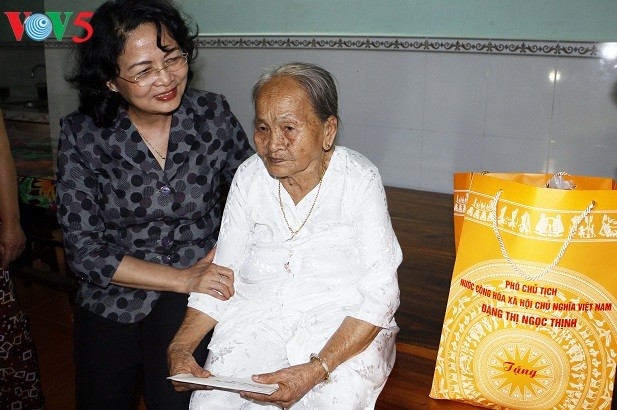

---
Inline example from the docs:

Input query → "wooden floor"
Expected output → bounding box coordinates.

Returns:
[13,187,614,409]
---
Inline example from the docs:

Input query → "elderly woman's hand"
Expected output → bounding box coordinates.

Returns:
[182,246,235,299]
[168,308,218,392]
[240,360,328,408]
[167,342,212,392]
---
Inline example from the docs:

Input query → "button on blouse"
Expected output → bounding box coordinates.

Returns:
[160,186,172,196]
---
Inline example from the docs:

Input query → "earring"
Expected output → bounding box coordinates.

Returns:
[325,144,331,149]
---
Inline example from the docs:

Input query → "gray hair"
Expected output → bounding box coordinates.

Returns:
[251,62,339,124]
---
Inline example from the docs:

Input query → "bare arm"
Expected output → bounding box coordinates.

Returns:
[168,307,218,391]
[242,316,380,409]
[0,111,26,269]
[110,247,234,299]
[312,316,380,377]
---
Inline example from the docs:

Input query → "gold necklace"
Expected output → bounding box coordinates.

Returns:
[141,134,166,160]
[132,120,167,160]
[278,158,326,239]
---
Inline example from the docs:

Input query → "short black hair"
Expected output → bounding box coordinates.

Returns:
[66,0,198,127]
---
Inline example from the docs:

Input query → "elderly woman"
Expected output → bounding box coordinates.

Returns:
[168,62,402,409]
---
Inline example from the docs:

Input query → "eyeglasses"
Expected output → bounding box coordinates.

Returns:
[117,53,188,87]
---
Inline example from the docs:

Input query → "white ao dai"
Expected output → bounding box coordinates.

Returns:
[188,147,402,409]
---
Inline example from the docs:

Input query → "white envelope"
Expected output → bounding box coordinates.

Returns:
[168,373,279,395]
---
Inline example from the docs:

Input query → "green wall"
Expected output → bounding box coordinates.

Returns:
[7,0,614,42]
[178,0,617,42]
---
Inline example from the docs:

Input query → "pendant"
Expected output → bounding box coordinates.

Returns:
[283,248,293,274]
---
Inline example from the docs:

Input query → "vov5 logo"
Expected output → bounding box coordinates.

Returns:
[4,11,94,43]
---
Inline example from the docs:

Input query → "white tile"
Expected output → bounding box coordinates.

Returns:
[236,49,369,126]
[364,126,422,189]
[481,135,550,172]
[197,49,369,126]
[193,49,263,118]
[424,53,490,135]
[420,130,484,193]
[548,141,617,179]
[552,57,617,146]
[35,37,617,195]
[365,51,426,129]
[336,123,366,155]
[485,55,556,140]
[296,50,368,126]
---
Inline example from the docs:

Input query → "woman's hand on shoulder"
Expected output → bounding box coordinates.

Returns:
[181,246,234,299]
[240,361,327,408]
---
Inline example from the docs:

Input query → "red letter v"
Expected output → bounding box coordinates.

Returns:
[4,12,32,41]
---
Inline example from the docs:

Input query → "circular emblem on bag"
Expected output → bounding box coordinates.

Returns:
[432,261,617,409]
[475,329,568,408]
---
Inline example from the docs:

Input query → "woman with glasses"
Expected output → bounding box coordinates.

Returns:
[55,0,253,408]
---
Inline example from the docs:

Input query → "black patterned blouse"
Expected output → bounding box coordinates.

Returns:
[55,89,254,323]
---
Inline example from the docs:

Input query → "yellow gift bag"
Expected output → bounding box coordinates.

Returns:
[453,172,616,252]
[431,172,617,409]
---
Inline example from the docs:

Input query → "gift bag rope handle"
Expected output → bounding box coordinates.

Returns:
[491,189,595,281]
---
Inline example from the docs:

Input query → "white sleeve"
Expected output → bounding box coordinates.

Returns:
[349,169,402,328]
[187,169,250,322]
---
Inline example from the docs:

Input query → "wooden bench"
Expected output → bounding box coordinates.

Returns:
[376,187,479,409]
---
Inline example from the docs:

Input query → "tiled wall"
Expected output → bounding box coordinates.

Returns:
[41,36,617,193]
